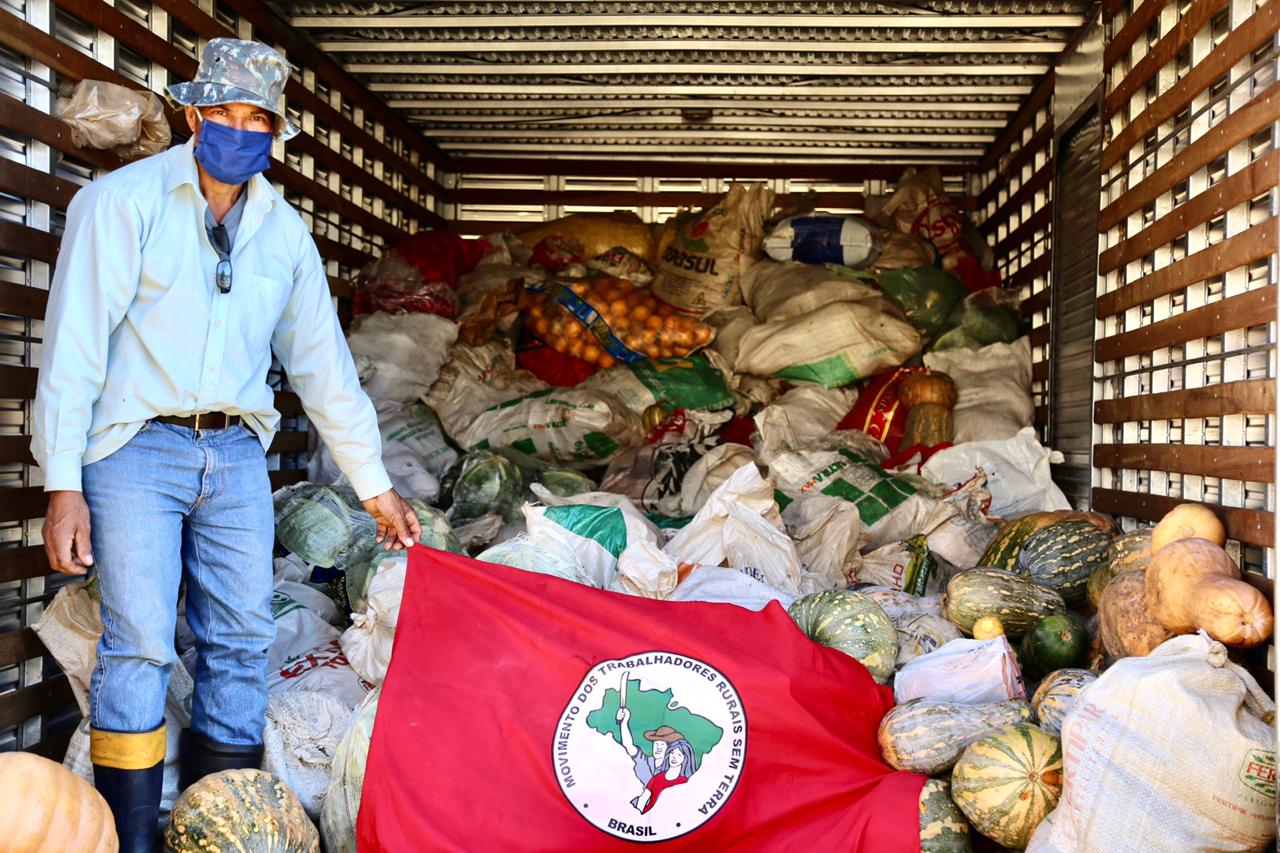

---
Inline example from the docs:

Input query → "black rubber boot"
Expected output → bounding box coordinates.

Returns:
[178,729,264,791]
[93,761,164,853]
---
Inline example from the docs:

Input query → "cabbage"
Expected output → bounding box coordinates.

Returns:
[477,535,586,584]
[273,484,373,567]
[340,500,463,612]
[534,468,593,498]
[441,450,524,524]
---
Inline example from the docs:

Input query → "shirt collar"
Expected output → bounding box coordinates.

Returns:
[166,136,275,212]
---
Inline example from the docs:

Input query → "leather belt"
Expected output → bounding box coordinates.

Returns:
[155,412,242,431]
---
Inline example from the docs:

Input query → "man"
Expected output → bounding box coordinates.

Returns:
[32,39,420,851]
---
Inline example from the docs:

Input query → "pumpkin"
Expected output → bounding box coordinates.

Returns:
[0,752,117,853]
[1089,528,1153,607]
[919,779,974,853]
[788,590,897,683]
[898,371,958,448]
[1098,570,1174,658]
[1019,613,1089,679]
[971,615,1005,640]
[895,612,965,669]
[1145,537,1241,632]
[1151,502,1226,552]
[1188,574,1274,648]
[942,567,1067,637]
[1016,520,1111,606]
[1030,668,1097,736]
[320,687,381,853]
[879,698,1034,775]
[165,769,318,853]
[950,723,1063,850]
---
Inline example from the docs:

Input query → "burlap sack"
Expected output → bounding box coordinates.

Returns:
[1029,632,1277,853]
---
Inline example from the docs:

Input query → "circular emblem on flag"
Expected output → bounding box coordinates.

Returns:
[552,651,747,842]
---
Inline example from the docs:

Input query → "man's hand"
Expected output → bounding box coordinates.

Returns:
[43,491,94,575]
[362,488,422,551]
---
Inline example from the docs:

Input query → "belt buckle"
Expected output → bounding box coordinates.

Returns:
[193,412,202,431]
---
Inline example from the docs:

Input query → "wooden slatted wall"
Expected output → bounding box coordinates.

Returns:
[1093,0,1278,571]
[0,0,442,755]
[972,73,1057,437]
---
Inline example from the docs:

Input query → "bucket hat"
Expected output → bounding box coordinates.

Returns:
[167,38,300,140]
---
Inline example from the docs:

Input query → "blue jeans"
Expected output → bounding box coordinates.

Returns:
[82,421,275,745]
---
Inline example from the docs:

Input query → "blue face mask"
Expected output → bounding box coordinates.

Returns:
[193,117,273,186]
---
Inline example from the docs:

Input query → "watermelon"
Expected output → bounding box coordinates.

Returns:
[1030,668,1097,736]
[950,723,1063,849]
[166,769,318,853]
[1016,520,1111,606]
[919,779,973,853]
[1019,613,1089,679]
[787,590,897,683]
[942,568,1067,637]
[879,698,1034,775]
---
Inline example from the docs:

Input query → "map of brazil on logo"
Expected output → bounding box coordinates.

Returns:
[553,651,748,842]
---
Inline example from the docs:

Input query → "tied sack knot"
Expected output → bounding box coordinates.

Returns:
[1203,635,1230,668]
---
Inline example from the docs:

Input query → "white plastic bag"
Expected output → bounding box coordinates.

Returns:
[523,492,659,589]
[269,587,342,674]
[856,586,944,622]
[856,536,942,596]
[262,690,353,820]
[345,312,457,404]
[339,556,406,685]
[615,539,692,599]
[314,401,458,498]
[782,494,863,588]
[921,427,1071,518]
[456,388,642,469]
[600,410,729,517]
[477,534,588,584]
[703,306,758,367]
[680,443,757,517]
[1029,632,1277,853]
[426,342,549,439]
[670,566,797,611]
[924,337,1034,443]
[751,385,860,464]
[894,636,1026,704]
[912,475,999,568]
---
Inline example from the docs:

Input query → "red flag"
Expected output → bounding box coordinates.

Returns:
[358,547,926,851]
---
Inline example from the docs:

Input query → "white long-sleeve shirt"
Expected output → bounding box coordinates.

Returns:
[32,138,392,501]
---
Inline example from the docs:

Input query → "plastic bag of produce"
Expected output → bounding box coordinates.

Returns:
[454,263,540,346]
[477,534,588,584]
[670,565,798,610]
[320,686,380,853]
[426,342,549,440]
[614,538,697,599]
[855,586,944,621]
[894,613,964,670]
[346,310,458,404]
[782,494,864,587]
[1029,632,1276,853]
[912,475,999,568]
[751,385,861,463]
[578,354,735,415]
[261,690,351,820]
[925,337,1034,443]
[55,79,169,160]
[894,636,1027,704]
[525,276,715,369]
[763,214,885,267]
[735,298,921,388]
[866,265,968,341]
[867,230,940,271]
[740,260,888,322]
[339,501,462,614]
[456,388,642,469]
[351,251,459,319]
[653,183,774,314]
[340,556,406,685]
[585,246,655,285]
[32,579,101,715]
[310,401,455,502]
[274,483,374,568]
[268,585,344,676]
[523,496,659,589]
[680,442,758,517]
[517,212,656,262]
[702,306,757,367]
[600,410,729,517]
[855,535,941,596]
[931,288,1023,351]
[922,427,1071,518]
[880,167,969,273]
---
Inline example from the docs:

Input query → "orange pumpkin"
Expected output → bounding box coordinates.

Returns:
[1189,574,1274,648]
[0,752,118,853]
[1151,503,1226,552]
[1098,571,1174,659]
[1146,537,1242,633]
[898,372,958,448]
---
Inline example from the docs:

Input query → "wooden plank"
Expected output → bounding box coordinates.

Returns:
[313,235,375,269]
[275,391,304,416]
[0,675,74,730]
[0,156,80,210]
[0,221,59,265]
[979,160,1053,237]
[993,204,1053,260]
[1098,218,1278,317]
[1021,286,1052,317]
[0,627,45,669]
[1102,0,1129,20]
[1094,442,1275,482]
[1104,0,1231,120]
[265,161,401,243]
[1029,323,1051,348]
[1105,0,1175,68]
[269,432,310,454]
[0,436,35,466]
[1092,487,1275,547]
[1102,2,1280,170]
[27,728,76,762]
[0,545,51,584]
[1099,81,1280,232]
[1034,404,1049,425]
[1094,379,1276,423]
[0,283,50,321]
[328,276,353,300]
[446,188,917,209]
[0,487,47,523]
[1007,253,1053,296]
[977,122,1054,209]
[269,469,306,490]
[0,364,38,400]
[1099,151,1280,275]
[980,72,1055,172]
[1095,286,1277,362]
[0,92,122,171]
[449,157,976,182]
[1032,359,1050,382]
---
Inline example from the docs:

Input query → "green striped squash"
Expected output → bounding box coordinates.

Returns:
[165,768,319,853]
[1018,613,1089,679]
[978,512,1064,571]
[788,590,897,684]
[950,723,1063,849]
[1088,528,1154,607]
[1030,668,1097,736]
[919,779,974,853]
[942,568,1067,637]
[879,698,1034,775]
[1016,520,1111,606]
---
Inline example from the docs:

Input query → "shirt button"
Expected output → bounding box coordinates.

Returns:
[209,366,218,373]
[215,320,223,327]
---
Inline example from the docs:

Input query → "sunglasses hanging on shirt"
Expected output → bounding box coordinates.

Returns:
[210,223,232,294]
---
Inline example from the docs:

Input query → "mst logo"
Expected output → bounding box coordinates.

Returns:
[553,652,747,842]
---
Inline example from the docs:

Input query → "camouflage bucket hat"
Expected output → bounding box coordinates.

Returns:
[167,38,300,140]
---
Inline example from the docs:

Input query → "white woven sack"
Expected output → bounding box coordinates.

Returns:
[1029,632,1277,853]
[339,557,406,685]
[262,690,353,820]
